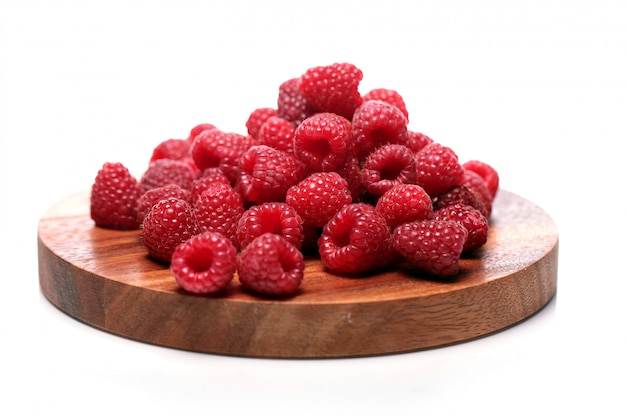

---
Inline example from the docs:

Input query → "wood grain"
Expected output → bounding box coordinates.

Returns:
[38,189,558,358]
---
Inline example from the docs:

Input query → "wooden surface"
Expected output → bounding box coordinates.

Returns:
[38,189,558,359]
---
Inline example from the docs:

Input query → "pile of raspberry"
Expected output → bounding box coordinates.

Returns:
[90,62,499,297]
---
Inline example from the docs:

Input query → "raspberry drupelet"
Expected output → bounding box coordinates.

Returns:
[351,100,409,161]
[90,162,142,230]
[375,184,434,231]
[237,202,304,250]
[360,143,417,197]
[194,183,245,249]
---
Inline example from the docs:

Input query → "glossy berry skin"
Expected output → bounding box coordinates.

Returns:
[375,184,433,231]
[258,116,296,154]
[136,184,191,225]
[150,138,192,163]
[405,131,434,154]
[194,183,245,249]
[463,160,499,199]
[186,123,217,143]
[90,162,142,230]
[298,62,363,119]
[237,202,304,250]
[188,168,231,204]
[236,145,306,205]
[362,88,409,121]
[190,129,255,184]
[276,77,317,125]
[351,100,409,161]
[415,142,465,198]
[286,172,353,228]
[237,233,305,296]
[139,158,198,193]
[434,184,490,219]
[141,197,201,264]
[361,144,417,197]
[293,112,353,172]
[245,107,278,140]
[319,203,396,274]
[433,203,489,253]
[392,220,468,278]
[170,232,237,294]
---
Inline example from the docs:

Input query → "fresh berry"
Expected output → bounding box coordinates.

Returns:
[463,160,499,199]
[461,169,493,218]
[392,220,468,278]
[318,203,395,274]
[362,88,409,121]
[236,145,306,205]
[293,112,353,172]
[257,116,296,154]
[245,107,278,140]
[405,131,434,154]
[187,123,217,143]
[298,62,363,119]
[361,144,417,197]
[194,183,245,248]
[237,202,304,250]
[415,142,464,197]
[276,77,317,125]
[433,203,489,253]
[351,100,409,161]
[141,197,201,264]
[90,162,142,230]
[188,168,231,203]
[375,184,433,230]
[336,154,365,202]
[149,138,191,163]
[237,233,305,296]
[136,184,191,224]
[285,172,353,228]
[434,183,490,219]
[170,231,237,294]
[139,158,198,193]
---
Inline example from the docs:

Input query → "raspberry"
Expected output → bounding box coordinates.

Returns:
[276,77,317,125]
[433,203,489,253]
[285,172,353,228]
[237,202,304,250]
[351,100,409,161]
[245,107,278,140]
[90,162,142,230]
[293,112,353,172]
[236,145,306,205]
[170,232,237,294]
[362,88,409,121]
[361,144,417,197]
[463,160,499,199]
[462,169,493,218]
[237,233,305,296]
[190,128,254,184]
[257,116,296,154]
[336,154,365,202]
[318,203,395,274]
[188,168,231,203]
[194,183,245,248]
[415,142,464,198]
[141,197,201,264]
[392,220,468,278]
[187,123,217,143]
[434,183,490,219]
[149,138,191,163]
[298,62,363,119]
[405,131,434,154]
[139,158,198,193]
[136,184,191,225]
[375,184,433,231]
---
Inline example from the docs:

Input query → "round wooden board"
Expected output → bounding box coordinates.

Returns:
[38,190,558,359]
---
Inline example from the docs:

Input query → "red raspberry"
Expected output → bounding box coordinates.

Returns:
[433,203,489,253]
[336,154,365,202]
[298,62,363,119]
[258,116,296,154]
[188,168,231,203]
[318,203,395,274]
[351,100,409,161]
[136,184,191,224]
[361,144,417,197]
[190,128,254,184]
[236,145,306,205]
[194,183,245,248]
[293,112,353,172]
[90,162,142,230]
[276,77,317,125]
[362,88,409,121]
[374,184,433,231]
[149,138,191,163]
[237,202,304,250]
[186,123,217,143]
[405,131,434,154]
[237,233,305,296]
[463,160,499,199]
[392,220,468,278]
[141,197,201,264]
[245,107,278,140]
[415,142,464,198]
[139,158,198,193]
[170,231,237,294]
[285,172,353,228]
[433,184,490,219]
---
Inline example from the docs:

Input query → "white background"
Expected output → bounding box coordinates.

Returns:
[1,1,625,416]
